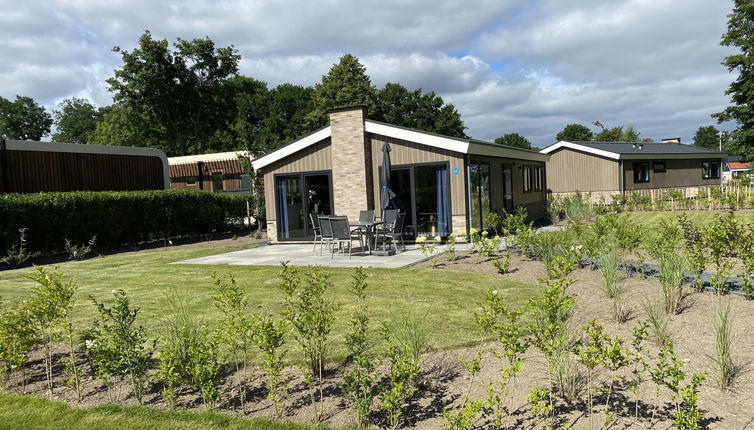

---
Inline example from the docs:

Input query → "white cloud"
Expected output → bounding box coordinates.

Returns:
[0,0,739,146]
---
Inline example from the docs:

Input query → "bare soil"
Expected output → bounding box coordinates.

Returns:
[6,251,754,429]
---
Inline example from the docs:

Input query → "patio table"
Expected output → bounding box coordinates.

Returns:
[350,221,381,254]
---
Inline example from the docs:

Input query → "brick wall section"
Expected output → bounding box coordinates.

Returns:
[329,107,371,222]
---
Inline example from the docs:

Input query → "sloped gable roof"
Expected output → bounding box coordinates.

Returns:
[540,141,727,160]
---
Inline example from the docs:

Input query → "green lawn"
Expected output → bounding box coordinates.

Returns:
[618,210,754,229]
[0,393,331,430]
[0,246,536,360]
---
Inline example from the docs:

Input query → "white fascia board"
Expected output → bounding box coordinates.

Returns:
[539,141,620,160]
[467,142,550,162]
[251,126,331,170]
[6,140,171,189]
[365,121,469,153]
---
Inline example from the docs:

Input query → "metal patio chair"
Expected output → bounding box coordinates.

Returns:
[374,211,406,253]
[329,216,364,258]
[309,213,322,252]
[318,215,334,255]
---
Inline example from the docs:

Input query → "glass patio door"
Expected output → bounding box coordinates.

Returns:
[469,163,491,230]
[388,164,449,239]
[276,173,331,240]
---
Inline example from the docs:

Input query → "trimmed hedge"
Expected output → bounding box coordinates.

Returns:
[0,190,249,255]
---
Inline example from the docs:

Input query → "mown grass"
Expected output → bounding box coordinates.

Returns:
[618,210,754,230]
[0,393,332,430]
[0,246,537,361]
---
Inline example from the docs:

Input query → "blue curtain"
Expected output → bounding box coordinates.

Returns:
[277,179,289,239]
[436,166,448,236]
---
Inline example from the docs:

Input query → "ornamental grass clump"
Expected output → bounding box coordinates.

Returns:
[657,251,688,315]
[710,299,738,389]
[600,251,628,323]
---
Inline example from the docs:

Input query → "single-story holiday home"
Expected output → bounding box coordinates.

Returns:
[251,106,549,243]
[169,151,251,193]
[540,140,727,198]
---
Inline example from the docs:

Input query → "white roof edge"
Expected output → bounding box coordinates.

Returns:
[539,141,620,160]
[169,151,249,165]
[365,121,469,153]
[6,140,170,189]
[251,126,332,170]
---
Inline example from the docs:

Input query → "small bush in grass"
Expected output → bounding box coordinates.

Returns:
[252,313,288,419]
[491,252,511,274]
[211,273,253,411]
[657,252,688,314]
[0,303,37,390]
[600,252,628,323]
[710,299,738,389]
[89,290,154,404]
[642,299,671,347]
[1,227,37,266]
[279,263,339,421]
[380,324,421,430]
[64,235,97,260]
[341,267,379,428]
[26,267,77,397]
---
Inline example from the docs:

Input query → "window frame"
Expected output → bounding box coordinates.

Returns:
[652,162,666,173]
[522,165,532,192]
[185,176,197,186]
[633,162,650,183]
[702,161,721,180]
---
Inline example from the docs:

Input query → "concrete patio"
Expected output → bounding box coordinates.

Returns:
[173,243,448,268]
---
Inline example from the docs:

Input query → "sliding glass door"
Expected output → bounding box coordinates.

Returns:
[469,163,491,230]
[276,173,332,240]
[388,163,450,239]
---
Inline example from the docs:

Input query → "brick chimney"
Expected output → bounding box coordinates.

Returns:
[328,106,373,221]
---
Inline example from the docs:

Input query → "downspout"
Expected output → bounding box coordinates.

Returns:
[618,159,624,193]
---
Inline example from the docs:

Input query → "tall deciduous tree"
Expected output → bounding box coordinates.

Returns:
[494,133,534,150]
[555,123,593,142]
[693,125,729,151]
[307,54,377,129]
[89,104,153,148]
[0,95,53,140]
[106,31,240,156]
[375,82,466,138]
[52,98,108,144]
[258,84,314,151]
[713,0,754,160]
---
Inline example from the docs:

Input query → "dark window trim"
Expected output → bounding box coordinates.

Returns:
[702,160,721,180]
[652,162,666,173]
[185,176,197,186]
[381,160,452,238]
[468,161,492,231]
[633,162,650,183]
[273,169,334,242]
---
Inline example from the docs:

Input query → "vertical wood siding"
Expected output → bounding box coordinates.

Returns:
[623,158,724,190]
[169,159,244,191]
[545,148,619,192]
[2,150,164,193]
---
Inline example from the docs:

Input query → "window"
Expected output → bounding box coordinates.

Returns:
[653,162,666,173]
[185,176,197,186]
[633,162,649,183]
[522,165,543,192]
[522,166,532,192]
[469,163,491,230]
[702,161,721,179]
[211,172,224,192]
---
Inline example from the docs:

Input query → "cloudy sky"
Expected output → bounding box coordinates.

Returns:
[0,0,738,147]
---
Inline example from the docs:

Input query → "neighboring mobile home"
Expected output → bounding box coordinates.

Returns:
[168,151,251,193]
[0,139,169,193]
[251,106,550,243]
[540,141,726,199]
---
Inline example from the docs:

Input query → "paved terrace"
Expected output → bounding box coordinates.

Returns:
[173,243,452,268]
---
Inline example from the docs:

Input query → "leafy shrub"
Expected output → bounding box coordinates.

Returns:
[26,267,77,396]
[64,236,97,260]
[89,290,154,404]
[492,252,511,274]
[0,303,37,390]
[0,190,247,256]
[445,233,460,262]
[380,324,421,430]
[252,313,288,419]
[1,228,37,266]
